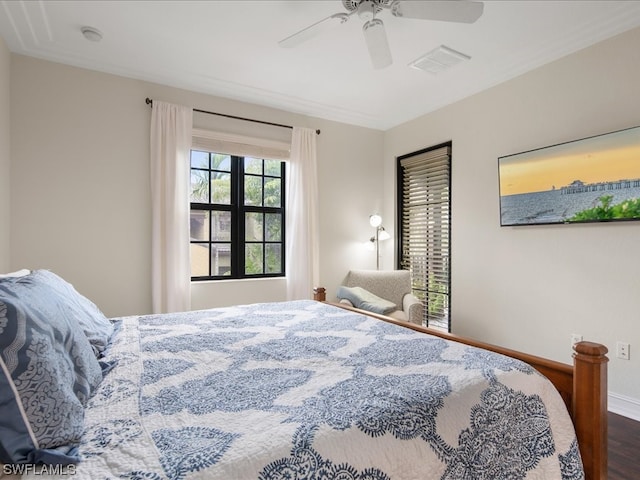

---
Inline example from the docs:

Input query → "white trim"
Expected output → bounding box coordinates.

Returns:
[609,391,640,421]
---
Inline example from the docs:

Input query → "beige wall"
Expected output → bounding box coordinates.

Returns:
[11,57,151,316]
[0,36,9,271]
[384,27,640,412]
[9,54,384,317]
[315,117,387,294]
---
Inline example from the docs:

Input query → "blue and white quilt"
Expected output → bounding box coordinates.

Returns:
[22,300,584,479]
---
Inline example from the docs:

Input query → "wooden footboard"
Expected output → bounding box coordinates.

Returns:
[313,287,608,480]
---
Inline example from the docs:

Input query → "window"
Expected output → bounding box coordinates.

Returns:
[397,143,451,331]
[189,150,285,280]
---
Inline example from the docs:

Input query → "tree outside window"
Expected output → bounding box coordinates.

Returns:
[190,151,285,280]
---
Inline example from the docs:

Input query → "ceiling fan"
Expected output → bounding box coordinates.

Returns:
[278,0,484,69]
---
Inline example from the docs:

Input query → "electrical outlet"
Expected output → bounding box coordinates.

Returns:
[616,342,630,360]
[571,334,583,347]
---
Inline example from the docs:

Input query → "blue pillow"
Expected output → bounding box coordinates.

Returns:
[336,286,397,315]
[0,273,103,465]
[32,270,114,358]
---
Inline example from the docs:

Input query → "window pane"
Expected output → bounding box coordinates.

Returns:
[265,213,281,241]
[264,177,281,207]
[212,154,231,172]
[211,243,231,276]
[265,244,281,274]
[191,150,209,169]
[244,176,263,206]
[211,172,231,204]
[245,244,263,274]
[190,170,209,202]
[245,157,262,175]
[211,211,231,241]
[190,243,209,277]
[190,153,285,281]
[264,160,281,177]
[190,211,209,241]
[245,212,263,241]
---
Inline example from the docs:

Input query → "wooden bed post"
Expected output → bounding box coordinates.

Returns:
[313,287,326,302]
[573,341,609,480]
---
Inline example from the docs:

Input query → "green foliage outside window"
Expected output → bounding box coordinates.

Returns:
[569,195,640,222]
[190,151,284,279]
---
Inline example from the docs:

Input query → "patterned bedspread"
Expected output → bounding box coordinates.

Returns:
[24,300,583,479]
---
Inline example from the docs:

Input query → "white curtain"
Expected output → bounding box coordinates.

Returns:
[286,127,319,300]
[150,101,193,313]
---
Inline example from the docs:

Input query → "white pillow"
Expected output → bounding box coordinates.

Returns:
[0,269,30,278]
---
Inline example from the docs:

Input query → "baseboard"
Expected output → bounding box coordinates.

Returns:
[609,392,640,421]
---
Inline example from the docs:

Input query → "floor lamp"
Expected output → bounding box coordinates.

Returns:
[369,214,390,270]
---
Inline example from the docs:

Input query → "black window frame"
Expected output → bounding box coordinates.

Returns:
[190,151,286,281]
[396,142,452,331]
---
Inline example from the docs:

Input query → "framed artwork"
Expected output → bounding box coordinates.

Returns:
[499,125,640,226]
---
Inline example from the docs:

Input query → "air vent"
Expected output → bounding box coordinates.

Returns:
[409,45,470,74]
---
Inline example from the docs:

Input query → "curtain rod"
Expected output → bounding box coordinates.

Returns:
[145,98,320,135]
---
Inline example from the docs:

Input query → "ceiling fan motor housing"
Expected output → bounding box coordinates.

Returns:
[343,0,389,19]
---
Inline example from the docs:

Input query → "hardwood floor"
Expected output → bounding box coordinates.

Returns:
[608,412,640,480]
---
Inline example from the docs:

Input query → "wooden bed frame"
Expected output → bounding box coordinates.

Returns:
[313,287,609,480]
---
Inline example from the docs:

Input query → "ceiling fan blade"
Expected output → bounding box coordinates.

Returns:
[278,13,350,48]
[391,1,484,24]
[362,19,392,69]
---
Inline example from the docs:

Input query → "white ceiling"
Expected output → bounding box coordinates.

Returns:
[2,0,640,130]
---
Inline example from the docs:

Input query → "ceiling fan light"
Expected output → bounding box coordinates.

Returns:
[362,19,392,69]
[357,0,375,21]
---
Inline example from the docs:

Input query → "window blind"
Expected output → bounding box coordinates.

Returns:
[398,145,451,330]
[192,128,290,161]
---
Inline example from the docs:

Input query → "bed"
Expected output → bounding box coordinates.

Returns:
[0,272,608,479]
[315,287,609,480]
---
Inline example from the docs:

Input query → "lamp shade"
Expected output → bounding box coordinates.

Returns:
[369,214,382,228]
